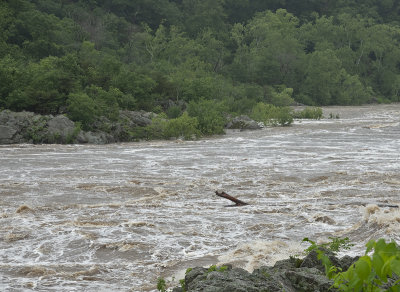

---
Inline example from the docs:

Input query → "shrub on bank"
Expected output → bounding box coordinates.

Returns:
[141,112,200,140]
[164,112,201,140]
[293,107,323,119]
[303,237,400,291]
[250,102,293,126]
[187,99,227,135]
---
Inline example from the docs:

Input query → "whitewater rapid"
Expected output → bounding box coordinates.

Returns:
[1,104,400,291]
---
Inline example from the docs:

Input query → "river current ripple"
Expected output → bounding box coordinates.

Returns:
[1,105,400,291]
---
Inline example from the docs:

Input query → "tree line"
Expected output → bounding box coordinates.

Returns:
[0,0,399,134]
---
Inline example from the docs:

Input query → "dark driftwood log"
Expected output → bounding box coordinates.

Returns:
[215,191,249,206]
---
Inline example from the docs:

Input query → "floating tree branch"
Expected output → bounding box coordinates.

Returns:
[215,191,249,207]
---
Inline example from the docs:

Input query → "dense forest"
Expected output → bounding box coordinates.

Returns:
[1,0,400,136]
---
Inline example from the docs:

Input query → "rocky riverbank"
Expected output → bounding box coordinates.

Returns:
[0,109,262,144]
[171,250,358,292]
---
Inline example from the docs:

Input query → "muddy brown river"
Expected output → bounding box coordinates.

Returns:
[1,105,400,291]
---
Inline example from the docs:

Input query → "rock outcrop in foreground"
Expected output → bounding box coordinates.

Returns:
[172,251,358,292]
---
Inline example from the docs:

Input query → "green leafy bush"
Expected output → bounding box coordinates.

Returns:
[166,105,183,119]
[303,237,354,255]
[143,112,200,140]
[265,87,295,107]
[156,277,167,292]
[85,85,119,121]
[251,102,293,126]
[164,112,200,140]
[67,92,97,130]
[187,99,227,135]
[142,113,169,140]
[303,238,400,291]
[293,107,323,119]
[333,239,400,291]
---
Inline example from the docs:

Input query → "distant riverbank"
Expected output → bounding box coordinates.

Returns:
[0,108,276,145]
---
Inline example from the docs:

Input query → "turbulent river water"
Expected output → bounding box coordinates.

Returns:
[1,105,400,291]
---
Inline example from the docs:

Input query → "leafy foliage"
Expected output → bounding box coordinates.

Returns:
[187,99,227,135]
[1,0,400,135]
[207,265,229,273]
[303,238,400,292]
[164,112,201,140]
[293,107,323,119]
[251,103,293,126]
[333,239,400,291]
[156,277,167,292]
[142,112,200,140]
[303,237,354,255]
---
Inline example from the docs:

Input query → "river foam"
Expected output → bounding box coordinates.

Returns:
[1,104,400,291]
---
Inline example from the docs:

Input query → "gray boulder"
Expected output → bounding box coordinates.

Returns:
[0,125,18,144]
[0,109,157,144]
[0,110,37,143]
[0,110,81,144]
[76,131,115,144]
[226,115,263,130]
[119,110,155,127]
[46,115,76,143]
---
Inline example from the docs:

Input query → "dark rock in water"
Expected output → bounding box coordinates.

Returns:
[226,115,263,130]
[314,215,336,225]
[171,252,361,292]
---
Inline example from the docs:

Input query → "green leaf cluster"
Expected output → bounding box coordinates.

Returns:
[207,265,229,273]
[333,239,400,291]
[156,277,167,292]
[293,107,323,120]
[141,112,200,140]
[251,103,293,126]
[303,237,354,255]
[187,99,227,135]
[303,237,400,291]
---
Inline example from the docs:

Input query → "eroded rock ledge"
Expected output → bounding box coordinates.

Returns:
[0,109,262,144]
[172,250,358,292]
[0,109,154,144]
